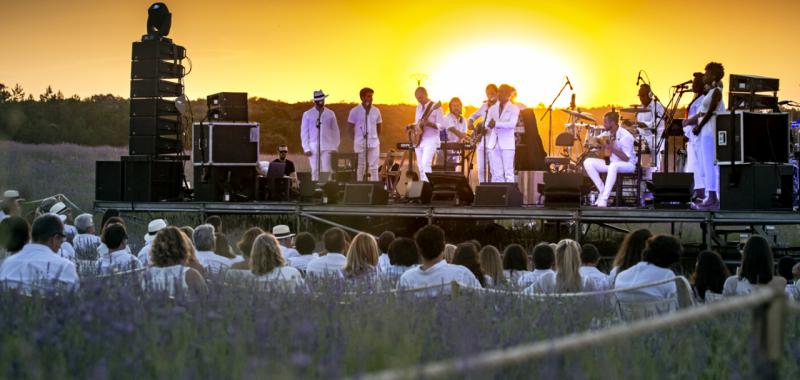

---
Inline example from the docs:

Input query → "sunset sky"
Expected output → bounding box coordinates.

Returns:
[2,0,799,108]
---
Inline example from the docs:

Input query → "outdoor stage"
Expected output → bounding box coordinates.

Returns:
[94,201,800,250]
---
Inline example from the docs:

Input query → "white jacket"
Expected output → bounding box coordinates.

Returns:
[301,106,340,153]
[486,101,520,150]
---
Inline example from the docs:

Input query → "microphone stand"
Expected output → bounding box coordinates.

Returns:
[483,105,491,183]
[316,109,322,182]
[362,105,370,182]
[541,78,571,155]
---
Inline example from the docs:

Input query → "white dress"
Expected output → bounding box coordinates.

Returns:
[256,266,306,292]
[141,265,190,297]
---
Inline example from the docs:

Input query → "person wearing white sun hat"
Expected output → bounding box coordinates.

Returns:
[49,202,77,243]
[0,190,23,222]
[300,89,340,181]
[47,211,76,260]
[272,224,299,259]
[137,218,168,266]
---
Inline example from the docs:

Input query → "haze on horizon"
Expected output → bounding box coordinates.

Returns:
[2,0,799,108]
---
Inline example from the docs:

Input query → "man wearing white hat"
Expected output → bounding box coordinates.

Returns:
[301,90,340,181]
[272,224,299,259]
[0,190,23,222]
[48,211,76,260]
[72,213,102,260]
[137,218,168,266]
[50,202,77,244]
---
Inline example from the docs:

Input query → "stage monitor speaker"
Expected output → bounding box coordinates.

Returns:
[406,181,432,204]
[131,59,184,79]
[474,183,523,207]
[122,156,182,202]
[130,98,179,117]
[728,93,779,111]
[130,79,183,98]
[209,108,249,122]
[192,122,259,165]
[651,173,693,209]
[130,116,180,136]
[129,135,181,156]
[716,111,789,164]
[344,182,388,205]
[132,40,186,61]
[95,161,123,201]
[542,173,583,208]
[720,164,793,211]
[729,74,779,93]
[427,172,474,205]
[207,92,247,108]
[193,165,256,202]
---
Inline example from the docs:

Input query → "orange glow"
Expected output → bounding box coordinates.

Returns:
[1,0,799,108]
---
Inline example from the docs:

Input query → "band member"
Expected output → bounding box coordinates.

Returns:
[348,87,382,181]
[486,84,519,183]
[689,62,726,210]
[583,111,637,208]
[438,97,468,170]
[468,84,498,183]
[413,87,445,182]
[301,90,340,181]
[635,84,666,172]
[682,73,707,202]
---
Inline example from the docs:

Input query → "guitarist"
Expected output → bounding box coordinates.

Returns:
[413,87,445,182]
[582,111,636,208]
[486,84,520,183]
[438,97,468,172]
[467,84,498,183]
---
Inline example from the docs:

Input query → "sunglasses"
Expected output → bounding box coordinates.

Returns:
[279,151,288,153]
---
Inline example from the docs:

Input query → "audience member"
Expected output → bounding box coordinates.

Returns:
[0,214,79,293]
[479,245,505,287]
[250,233,305,291]
[49,202,76,243]
[0,216,30,257]
[614,235,682,300]
[179,226,195,240]
[96,223,142,275]
[526,239,596,294]
[442,244,457,263]
[609,229,653,285]
[690,250,729,302]
[385,237,419,277]
[137,218,168,266]
[453,243,486,288]
[272,225,299,259]
[97,216,129,258]
[288,232,318,272]
[193,224,233,272]
[579,243,610,290]
[49,213,75,260]
[343,233,379,279]
[723,235,786,296]
[517,243,555,288]
[205,216,223,233]
[0,190,23,221]
[377,231,395,271]
[72,213,101,261]
[142,227,207,296]
[215,233,242,264]
[306,227,348,277]
[397,225,480,293]
[232,227,264,270]
[502,244,530,285]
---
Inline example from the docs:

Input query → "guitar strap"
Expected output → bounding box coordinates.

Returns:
[419,101,434,124]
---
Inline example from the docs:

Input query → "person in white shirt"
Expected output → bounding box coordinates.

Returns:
[518,243,556,288]
[690,250,730,302]
[0,214,79,293]
[141,226,207,296]
[192,224,233,273]
[723,235,787,297]
[635,84,666,173]
[583,111,637,208]
[288,232,319,272]
[343,233,380,281]
[412,87,445,182]
[502,244,531,286]
[485,84,520,183]
[376,231,395,271]
[72,213,102,261]
[524,239,598,294]
[468,84,498,184]
[301,90,340,181]
[272,224,299,259]
[579,243,611,290]
[137,218,168,266]
[688,62,726,210]
[46,212,76,261]
[0,190,23,222]
[0,216,29,258]
[49,202,76,243]
[438,97,468,171]
[384,237,419,279]
[608,228,652,286]
[348,87,382,182]
[250,233,306,292]
[96,223,142,275]
[397,225,480,295]
[614,235,681,301]
[306,227,348,278]
[681,73,707,203]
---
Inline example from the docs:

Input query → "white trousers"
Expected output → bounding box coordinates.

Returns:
[583,158,636,201]
[476,144,489,183]
[490,146,515,183]
[697,130,719,192]
[309,150,333,181]
[357,147,380,182]
[415,145,437,182]
[687,138,704,190]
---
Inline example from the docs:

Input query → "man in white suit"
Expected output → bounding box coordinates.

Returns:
[301,90,340,181]
[486,84,520,183]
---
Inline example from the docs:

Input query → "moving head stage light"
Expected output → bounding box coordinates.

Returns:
[144,3,172,41]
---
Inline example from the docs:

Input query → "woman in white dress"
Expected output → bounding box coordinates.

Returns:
[525,239,598,294]
[141,227,207,296]
[723,235,786,296]
[250,233,305,291]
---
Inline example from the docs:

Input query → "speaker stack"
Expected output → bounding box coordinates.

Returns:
[192,117,260,202]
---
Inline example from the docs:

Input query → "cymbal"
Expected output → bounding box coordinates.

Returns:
[564,122,597,129]
[561,109,596,122]
[619,107,651,113]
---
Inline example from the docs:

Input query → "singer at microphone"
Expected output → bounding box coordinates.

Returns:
[348,87,381,182]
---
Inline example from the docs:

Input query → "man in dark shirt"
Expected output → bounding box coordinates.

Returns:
[272,145,296,179]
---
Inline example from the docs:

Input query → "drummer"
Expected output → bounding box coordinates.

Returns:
[634,84,666,172]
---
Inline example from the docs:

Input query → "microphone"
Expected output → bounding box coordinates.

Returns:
[636,71,643,86]
[570,94,576,110]
[566,76,573,90]
[673,80,692,88]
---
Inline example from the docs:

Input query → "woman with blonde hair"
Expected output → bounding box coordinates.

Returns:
[343,232,379,279]
[250,233,305,291]
[141,227,208,296]
[479,245,505,287]
[524,239,596,294]
[442,244,457,263]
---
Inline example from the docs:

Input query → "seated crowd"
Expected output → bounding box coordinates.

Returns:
[1,201,799,306]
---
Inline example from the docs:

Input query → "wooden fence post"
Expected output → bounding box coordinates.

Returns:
[752,284,786,380]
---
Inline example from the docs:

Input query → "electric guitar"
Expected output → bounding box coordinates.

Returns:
[406,101,442,147]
